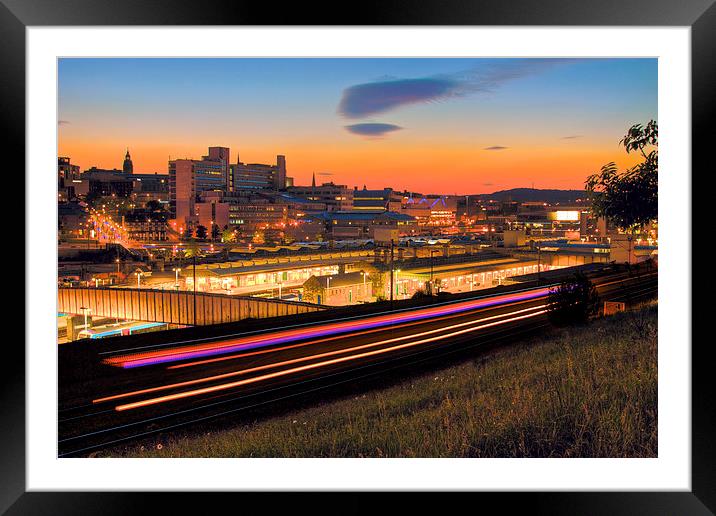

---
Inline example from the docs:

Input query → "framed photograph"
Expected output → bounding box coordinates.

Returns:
[8,0,712,512]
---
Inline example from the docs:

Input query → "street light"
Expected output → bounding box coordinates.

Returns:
[115,258,120,275]
[536,244,542,285]
[79,306,91,331]
[429,249,440,295]
[136,271,143,289]
[173,267,181,290]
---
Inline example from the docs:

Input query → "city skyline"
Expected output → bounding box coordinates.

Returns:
[58,58,657,194]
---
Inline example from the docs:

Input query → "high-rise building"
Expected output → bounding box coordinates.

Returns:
[206,146,231,188]
[169,147,230,225]
[122,149,134,174]
[231,154,290,191]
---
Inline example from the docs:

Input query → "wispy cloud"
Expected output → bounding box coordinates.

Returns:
[58,120,70,125]
[561,135,582,139]
[484,146,509,151]
[317,172,334,176]
[338,59,569,119]
[344,123,403,137]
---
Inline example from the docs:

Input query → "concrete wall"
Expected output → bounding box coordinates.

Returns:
[58,287,324,326]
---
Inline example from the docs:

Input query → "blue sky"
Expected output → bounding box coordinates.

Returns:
[59,58,657,193]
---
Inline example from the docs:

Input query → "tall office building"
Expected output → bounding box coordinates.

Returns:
[169,146,230,226]
[206,146,230,188]
[231,154,289,191]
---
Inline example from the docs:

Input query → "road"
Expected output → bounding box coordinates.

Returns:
[58,268,657,456]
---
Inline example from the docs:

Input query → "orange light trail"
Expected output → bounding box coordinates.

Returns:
[94,305,545,405]
[105,287,551,368]
[166,298,533,370]
[114,307,547,411]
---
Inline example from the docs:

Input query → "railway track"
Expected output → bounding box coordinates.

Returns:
[58,270,657,456]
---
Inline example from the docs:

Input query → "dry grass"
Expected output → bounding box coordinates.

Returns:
[103,303,657,458]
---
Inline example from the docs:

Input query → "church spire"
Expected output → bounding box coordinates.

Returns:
[123,147,133,174]
[311,172,316,188]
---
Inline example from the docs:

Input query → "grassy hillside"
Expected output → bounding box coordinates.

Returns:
[103,303,657,458]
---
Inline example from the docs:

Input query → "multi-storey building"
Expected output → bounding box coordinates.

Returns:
[310,210,417,239]
[168,147,230,226]
[58,200,90,240]
[82,169,135,198]
[58,157,82,200]
[123,209,168,241]
[231,154,289,191]
[398,194,458,228]
[58,157,80,184]
[288,181,354,212]
[352,187,394,212]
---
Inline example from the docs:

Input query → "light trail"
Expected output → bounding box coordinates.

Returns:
[114,308,547,411]
[105,287,551,369]
[166,297,537,370]
[94,305,545,404]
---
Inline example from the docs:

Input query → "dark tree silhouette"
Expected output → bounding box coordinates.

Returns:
[145,199,165,212]
[211,224,220,241]
[585,120,657,231]
[547,272,600,326]
[195,225,208,240]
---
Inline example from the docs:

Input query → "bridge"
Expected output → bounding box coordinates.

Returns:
[58,287,325,326]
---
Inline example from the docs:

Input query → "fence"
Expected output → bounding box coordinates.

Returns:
[58,287,324,326]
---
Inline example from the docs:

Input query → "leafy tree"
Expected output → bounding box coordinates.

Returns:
[182,226,193,240]
[183,239,201,259]
[585,120,657,231]
[195,225,208,240]
[221,227,237,243]
[547,272,600,326]
[211,224,220,241]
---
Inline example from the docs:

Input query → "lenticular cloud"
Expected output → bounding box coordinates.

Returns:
[338,78,460,119]
[344,123,403,137]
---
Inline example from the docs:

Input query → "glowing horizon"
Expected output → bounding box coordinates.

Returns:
[58,58,657,195]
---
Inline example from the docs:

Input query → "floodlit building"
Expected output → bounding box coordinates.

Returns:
[169,146,230,226]
[302,271,373,306]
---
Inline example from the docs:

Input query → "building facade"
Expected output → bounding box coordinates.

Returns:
[231,154,289,191]
[288,182,354,212]
[169,147,230,226]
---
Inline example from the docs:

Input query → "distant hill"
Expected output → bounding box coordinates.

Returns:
[476,188,587,204]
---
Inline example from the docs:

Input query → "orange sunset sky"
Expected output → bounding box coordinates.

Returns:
[58,58,656,194]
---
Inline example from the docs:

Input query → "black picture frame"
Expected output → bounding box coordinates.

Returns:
[6,0,713,513]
